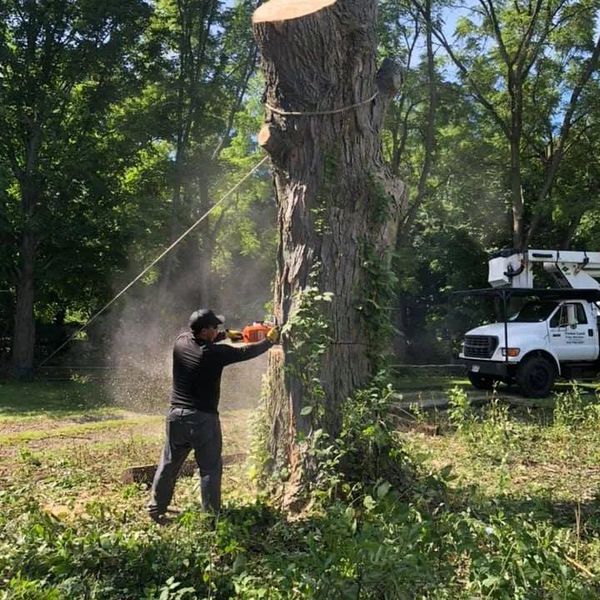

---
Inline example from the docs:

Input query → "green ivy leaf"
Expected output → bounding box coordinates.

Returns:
[376,481,391,499]
[363,495,376,511]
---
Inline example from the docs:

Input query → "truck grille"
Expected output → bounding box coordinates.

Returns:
[463,335,498,359]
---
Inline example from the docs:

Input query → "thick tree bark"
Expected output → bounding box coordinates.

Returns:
[253,0,404,502]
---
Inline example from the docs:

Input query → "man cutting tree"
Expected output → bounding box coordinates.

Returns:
[148,309,279,523]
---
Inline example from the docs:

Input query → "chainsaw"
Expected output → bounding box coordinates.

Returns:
[225,320,276,343]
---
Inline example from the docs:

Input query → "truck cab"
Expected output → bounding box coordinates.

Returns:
[458,249,600,397]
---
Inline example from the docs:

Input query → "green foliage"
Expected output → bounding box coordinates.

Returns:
[338,375,414,495]
[448,388,519,471]
[554,382,600,430]
[368,175,395,226]
[248,375,273,488]
[379,0,600,364]
[448,385,475,432]
[210,75,276,320]
[283,283,334,427]
[2,380,600,598]
[359,243,398,367]
[0,494,216,599]
[479,398,514,451]
[357,176,399,367]
[0,0,272,366]
[1,443,595,598]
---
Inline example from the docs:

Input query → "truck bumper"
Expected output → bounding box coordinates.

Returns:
[459,359,515,378]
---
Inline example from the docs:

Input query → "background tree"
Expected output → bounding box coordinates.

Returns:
[429,0,600,249]
[148,0,260,313]
[1,0,599,377]
[0,0,152,377]
[383,0,600,363]
[379,0,441,359]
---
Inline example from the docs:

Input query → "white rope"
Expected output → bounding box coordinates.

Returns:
[39,155,270,367]
[265,91,379,116]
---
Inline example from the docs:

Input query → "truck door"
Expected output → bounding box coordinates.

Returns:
[548,302,598,361]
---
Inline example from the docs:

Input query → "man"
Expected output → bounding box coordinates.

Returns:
[148,308,279,523]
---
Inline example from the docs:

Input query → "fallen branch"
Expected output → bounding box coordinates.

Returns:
[565,555,594,578]
[122,453,247,485]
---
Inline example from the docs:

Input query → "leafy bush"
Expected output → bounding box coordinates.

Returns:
[338,376,415,496]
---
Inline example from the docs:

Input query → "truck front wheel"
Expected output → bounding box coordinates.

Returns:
[468,372,496,390]
[516,356,555,398]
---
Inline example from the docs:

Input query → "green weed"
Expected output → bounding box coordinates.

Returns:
[448,385,475,432]
[554,382,600,430]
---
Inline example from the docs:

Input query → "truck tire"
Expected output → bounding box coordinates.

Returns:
[516,356,555,398]
[468,372,496,390]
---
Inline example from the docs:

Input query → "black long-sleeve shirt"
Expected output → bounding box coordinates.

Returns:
[170,331,272,413]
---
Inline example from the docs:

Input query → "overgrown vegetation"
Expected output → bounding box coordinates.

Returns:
[282,282,334,428]
[1,379,599,598]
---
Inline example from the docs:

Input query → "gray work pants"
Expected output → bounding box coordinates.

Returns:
[148,407,222,515]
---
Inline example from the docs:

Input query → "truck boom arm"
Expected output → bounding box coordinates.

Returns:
[489,249,600,290]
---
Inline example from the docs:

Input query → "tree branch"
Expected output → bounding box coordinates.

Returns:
[423,7,511,138]
[479,0,513,68]
[526,32,600,245]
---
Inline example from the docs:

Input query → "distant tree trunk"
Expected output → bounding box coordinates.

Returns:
[392,298,408,361]
[12,125,41,379]
[253,0,404,503]
[12,226,37,380]
[509,78,524,250]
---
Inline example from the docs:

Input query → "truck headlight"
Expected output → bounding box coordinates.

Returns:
[501,347,520,357]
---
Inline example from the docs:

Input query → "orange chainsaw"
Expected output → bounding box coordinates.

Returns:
[225,320,275,343]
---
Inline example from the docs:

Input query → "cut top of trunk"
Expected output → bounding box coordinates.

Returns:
[253,0,337,23]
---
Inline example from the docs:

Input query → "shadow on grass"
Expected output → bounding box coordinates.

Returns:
[464,492,600,540]
[0,380,112,417]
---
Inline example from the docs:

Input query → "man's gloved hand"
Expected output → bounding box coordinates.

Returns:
[226,329,244,342]
[266,326,280,344]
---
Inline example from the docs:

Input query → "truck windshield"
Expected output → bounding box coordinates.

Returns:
[509,301,559,323]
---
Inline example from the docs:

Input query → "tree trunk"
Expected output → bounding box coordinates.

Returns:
[253,0,404,503]
[12,124,41,379]
[509,74,524,251]
[12,229,36,379]
[510,134,524,250]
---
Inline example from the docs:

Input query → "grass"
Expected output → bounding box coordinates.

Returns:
[0,379,130,447]
[1,376,600,598]
[0,380,112,416]
[403,386,600,568]
[0,416,161,445]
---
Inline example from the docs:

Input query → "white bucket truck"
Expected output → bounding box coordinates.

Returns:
[459,249,600,397]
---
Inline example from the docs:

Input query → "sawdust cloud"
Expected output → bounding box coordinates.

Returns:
[104,257,273,416]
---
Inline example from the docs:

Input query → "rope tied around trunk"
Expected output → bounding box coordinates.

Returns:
[265,91,379,117]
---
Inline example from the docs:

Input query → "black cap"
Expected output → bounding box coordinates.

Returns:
[189,309,225,332]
